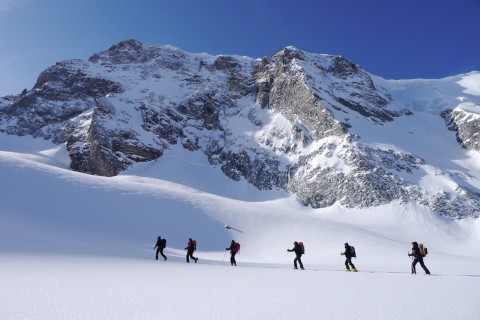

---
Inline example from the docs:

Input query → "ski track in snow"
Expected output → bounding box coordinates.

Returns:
[1,256,480,320]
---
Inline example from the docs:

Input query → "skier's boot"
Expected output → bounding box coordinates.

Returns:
[195,258,198,263]
[164,257,167,261]
[352,268,357,272]
[346,269,351,272]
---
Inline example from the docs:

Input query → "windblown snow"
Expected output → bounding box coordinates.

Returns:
[1,133,480,320]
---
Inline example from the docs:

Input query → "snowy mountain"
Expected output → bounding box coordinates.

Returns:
[1,39,479,218]
[1,40,480,319]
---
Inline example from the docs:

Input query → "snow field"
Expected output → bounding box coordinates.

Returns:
[1,255,479,320]
[1,135,480,320]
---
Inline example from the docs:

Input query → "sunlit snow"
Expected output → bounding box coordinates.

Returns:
[1,134,479,320]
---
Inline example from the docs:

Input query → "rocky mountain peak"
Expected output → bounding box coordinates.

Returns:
[108,39,143,52]
[328,55,361,78]
[1,40,479,219]
[274,46,306,63]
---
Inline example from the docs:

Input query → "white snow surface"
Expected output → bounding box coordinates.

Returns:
[1,134,480,320]
[458,72,480,96]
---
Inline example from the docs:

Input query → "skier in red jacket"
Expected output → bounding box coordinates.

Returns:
[185,238,198,263]
[226,240,240,266]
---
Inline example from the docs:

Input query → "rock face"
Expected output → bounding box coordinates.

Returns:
[442,107,480,153]
[1,39,479,218]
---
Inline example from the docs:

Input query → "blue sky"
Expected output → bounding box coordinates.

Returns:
[0,0,479,96]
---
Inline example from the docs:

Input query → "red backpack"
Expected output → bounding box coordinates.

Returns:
[298,242,305,254]
[233,242,241,253]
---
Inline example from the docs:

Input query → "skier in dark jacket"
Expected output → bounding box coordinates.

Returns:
[408,242,430,275]
[185,238,198,263]
[341,242,357,272]
[287,242,304,270]
[226,240,239,266]
[154,236,167,261]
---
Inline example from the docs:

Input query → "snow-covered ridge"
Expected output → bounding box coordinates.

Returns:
[0,39,479,218]
[455,102,480,120]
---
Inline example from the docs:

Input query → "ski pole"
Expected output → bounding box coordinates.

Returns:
[338,253,342,270]
[284,251,289,262]
[222,250,227,265]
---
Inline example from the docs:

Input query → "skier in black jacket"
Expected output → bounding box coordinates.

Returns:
[226,240,240,266]
[408,242,430,275]
[341,242,357,272]
[154,236,167,261]
[287,242,304,270]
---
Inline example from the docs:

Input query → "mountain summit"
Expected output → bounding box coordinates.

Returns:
[1,39,479,218]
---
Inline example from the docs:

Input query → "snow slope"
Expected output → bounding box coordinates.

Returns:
[1,134,480,320]
[366,73,480,164]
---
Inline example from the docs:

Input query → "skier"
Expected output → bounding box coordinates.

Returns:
[226,240,240,266]
[154,236,167,261]
[341,242,357,272]
[408,241,430,275]
[185,238,198,263]
[287,241,304,270]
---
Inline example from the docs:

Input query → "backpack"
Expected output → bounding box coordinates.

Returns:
[419,243,427,257]
[233,242,241,253]
[161,239,167,249]
[349,245,356,258]
[192,240,197,251]
[298,242,305,254]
